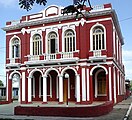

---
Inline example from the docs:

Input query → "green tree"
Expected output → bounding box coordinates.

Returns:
[130,81,132,91]
[19,0,47,11]
[0,80,4,86]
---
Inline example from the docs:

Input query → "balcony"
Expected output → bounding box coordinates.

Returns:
[6,58,21,68]
[25,51,79,65]
[89,50,106,62]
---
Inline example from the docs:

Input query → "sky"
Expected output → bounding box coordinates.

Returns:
[0,0,132,85]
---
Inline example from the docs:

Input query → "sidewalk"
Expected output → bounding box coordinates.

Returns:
[0,96,132,120]
[95,96,132,120]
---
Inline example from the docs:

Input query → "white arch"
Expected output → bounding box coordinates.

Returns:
[9,35,21,59]
[9,71,21,80]
[44,67,60,77]
[62,26,76,52]
[30,30,43,55]
[45,29,59,54]
[90,22,106,51]
[28,69,43,78]
[60,67,77,76]
[90,65,108,76]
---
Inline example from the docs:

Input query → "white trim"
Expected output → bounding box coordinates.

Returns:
[5,18,112,36]
[56,76,59,99]
[113,67,117,103]
[45,29,59,54]
[9,71,21,79]
[33,77,35,97]
[90,65,108,76]
[28,77,32,102]
[22,72,25,101]
[44,67,60,76]
[117,70,120,95]
[9,35,21,59]
[39,76,41,97]
[95,69,105,97]
[28,68,43,78]
[59,75,63,102]
[109,66,112,101]
[6,73,9,101]
[113,27,116,55]
[90,22,106,51]
[76,74,80,102]
[30,30,43,55]
[43,76,47,102]
[87,69,90,101]
[62,26,76,52]
[61,66,77,76]
[82,68,86,101]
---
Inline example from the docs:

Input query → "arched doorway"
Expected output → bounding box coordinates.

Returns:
[47,70,58,101]
[92,68,107,101]
[32,71,43,101]
[12,73,20,101]
[63,69,76,103]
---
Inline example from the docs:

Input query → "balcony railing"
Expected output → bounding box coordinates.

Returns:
[27,51,79,62]
[93,50,101,57]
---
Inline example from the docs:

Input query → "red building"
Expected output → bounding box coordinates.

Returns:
[3,3,125,105]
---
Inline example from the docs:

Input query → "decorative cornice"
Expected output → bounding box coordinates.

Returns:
[2,10,113,32]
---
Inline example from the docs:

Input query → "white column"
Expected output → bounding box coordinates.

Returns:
[59,75,63,103]
[76,74,80,103]
[87,69,90,101]
[6,73,9,101]
[113,67,117,103]
[117,70,120,95]
[33,77,35,98]
[82,68,86,101]
[28,77,32,103]
[39,76,41,98]
[109,66,112,101]
[22,72,25,101]
[43,76,47,103]
[56,77,59,99]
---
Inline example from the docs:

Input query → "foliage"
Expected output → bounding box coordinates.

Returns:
[130,80,132,91]
[19,0,47,11]
[0,80,4,86]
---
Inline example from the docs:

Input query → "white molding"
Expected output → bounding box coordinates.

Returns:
[87,69,90,101]
[82,68,86,101]
[113,67,117,103]
[22,72,25,101]
[109,66,112,101]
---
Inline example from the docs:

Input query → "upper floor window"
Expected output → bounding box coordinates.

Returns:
[12,38,20,58]
[48,32,58,54]
[33,34,42,55]
[92,26,105,50]
[64,30,75,52]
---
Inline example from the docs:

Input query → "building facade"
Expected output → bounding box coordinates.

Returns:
[3,3,125,104]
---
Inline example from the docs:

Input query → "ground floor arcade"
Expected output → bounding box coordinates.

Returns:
[6,64,125,104]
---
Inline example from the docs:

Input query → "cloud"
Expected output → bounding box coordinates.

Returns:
[0,0,18,7]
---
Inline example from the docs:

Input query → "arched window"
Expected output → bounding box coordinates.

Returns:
[92,27,105,50]
[64,30,75,52]
[33,34,42,55]
[48,32,58,54]
[12,38,20,58]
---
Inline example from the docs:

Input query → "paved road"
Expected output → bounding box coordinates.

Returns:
[0,96,132,120]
